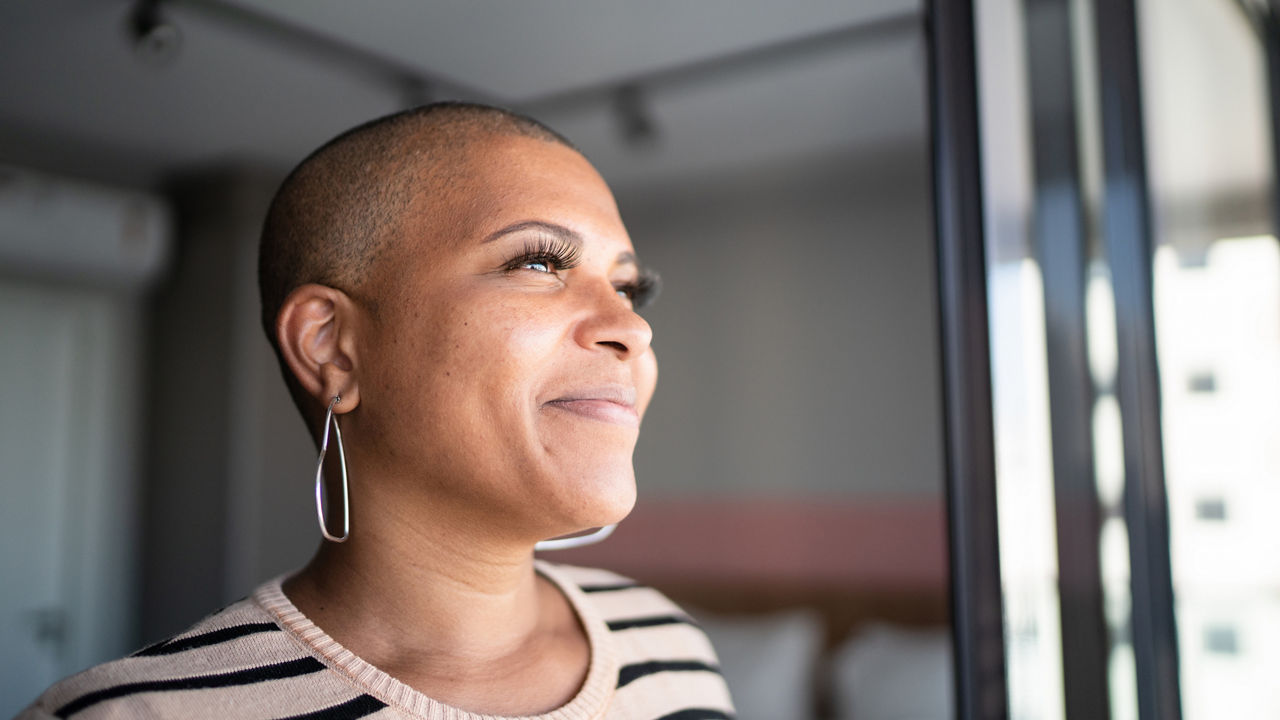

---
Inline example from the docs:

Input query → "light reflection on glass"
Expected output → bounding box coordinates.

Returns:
[1153,237,1280,719]
[1084,264,1139,720]
[975,1,1067,717]
[989,260,1066,720]
[1137,0,1279,713]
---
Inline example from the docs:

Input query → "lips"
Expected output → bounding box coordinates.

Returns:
[543,385,640,427]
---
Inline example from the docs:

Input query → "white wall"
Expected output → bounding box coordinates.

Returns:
[0,281,146,712]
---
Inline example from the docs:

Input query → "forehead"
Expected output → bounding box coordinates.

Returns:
[412,135,630,253]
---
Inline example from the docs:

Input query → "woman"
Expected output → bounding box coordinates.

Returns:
[20,103,734,719]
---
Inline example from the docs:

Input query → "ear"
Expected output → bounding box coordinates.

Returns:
[276,284,362,414]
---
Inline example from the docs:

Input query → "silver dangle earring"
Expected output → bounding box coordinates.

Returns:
[314,395,350,542]
[535,523,617,551]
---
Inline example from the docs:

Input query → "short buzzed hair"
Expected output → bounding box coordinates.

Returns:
[258,102,574,420]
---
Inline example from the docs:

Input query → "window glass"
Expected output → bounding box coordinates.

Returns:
[1138,0,1280,717]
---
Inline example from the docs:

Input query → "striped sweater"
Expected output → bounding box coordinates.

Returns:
[18,562,734,720]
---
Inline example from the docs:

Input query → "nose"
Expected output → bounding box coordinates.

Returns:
[575,284,654,360]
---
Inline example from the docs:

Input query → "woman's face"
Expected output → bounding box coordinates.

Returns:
[349,135,657,544]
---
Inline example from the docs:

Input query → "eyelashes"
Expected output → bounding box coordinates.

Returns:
[617,270,662,310]
[502,236,582,274]
[501,234,660,309]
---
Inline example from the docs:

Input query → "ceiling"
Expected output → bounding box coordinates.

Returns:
[0,0,926,192]
[228,0,911,101]
[0,0,1270,217]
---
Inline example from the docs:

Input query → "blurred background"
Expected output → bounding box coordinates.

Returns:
[0,2,949,718]
[1,1,1276,719]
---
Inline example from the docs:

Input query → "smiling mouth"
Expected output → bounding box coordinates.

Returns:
[544,389,640,427]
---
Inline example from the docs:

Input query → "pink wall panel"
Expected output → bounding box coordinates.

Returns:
[549,498,948,591]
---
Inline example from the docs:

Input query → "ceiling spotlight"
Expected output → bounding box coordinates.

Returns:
[128,0,183,66]
[614,83,659,147]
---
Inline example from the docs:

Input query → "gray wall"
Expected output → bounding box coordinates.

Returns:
[622,142,944,500]
[141,168,315,641]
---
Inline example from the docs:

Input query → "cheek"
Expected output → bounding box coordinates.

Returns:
[364,285,574,451]
[497,304,566,364]
[423,300,566,406]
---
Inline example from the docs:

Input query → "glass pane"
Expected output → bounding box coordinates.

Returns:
[974,2,1067,718]
[1137,0,1280,717]
[976,1,1154,717]
[1072,0,1141,714]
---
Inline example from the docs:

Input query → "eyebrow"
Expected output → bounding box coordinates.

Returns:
[482,220,583,246]
[483,220,640,267]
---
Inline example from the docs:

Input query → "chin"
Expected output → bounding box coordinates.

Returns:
[554,463,638,535]
[595,475,638,525]
[534,423,640,523]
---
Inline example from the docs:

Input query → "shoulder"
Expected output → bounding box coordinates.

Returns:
[538,562,736,718]
[18,589,374,720]
[537,561,643,593]
[541,562,701,633]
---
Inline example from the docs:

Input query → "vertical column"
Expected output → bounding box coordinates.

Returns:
[140,168,313,641]
[1267,1,1280,238]
[927,2,1009,718]
[140,173,238,641]
[1091,1,1183,719]
[1022,1,1112,718]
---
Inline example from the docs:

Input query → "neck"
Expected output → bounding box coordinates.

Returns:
[282,496,594,715]
[283,506,550,668]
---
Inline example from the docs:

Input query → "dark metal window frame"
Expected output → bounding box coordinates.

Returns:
[1091,2,1184,719]
[926,2,1009,719]
[1022,1,1113,718]
[1267,0,1280,238]
[930,1,1192,718]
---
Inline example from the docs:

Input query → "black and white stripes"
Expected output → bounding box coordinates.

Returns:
[131,621,281,657]
[28,605,389,720]
[20,563,734,720]
[617,660,723,689]
[277,693,389,720]
[53,656,328,718]
[569,564,734,719]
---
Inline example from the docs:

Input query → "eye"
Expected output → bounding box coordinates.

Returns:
[503,236,582,275]
[614,270,662,309]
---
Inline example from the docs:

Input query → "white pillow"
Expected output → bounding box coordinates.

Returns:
[830,623,954,720]
[694,609,824,720]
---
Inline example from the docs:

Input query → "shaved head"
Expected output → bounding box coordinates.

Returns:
[258,102,575,417]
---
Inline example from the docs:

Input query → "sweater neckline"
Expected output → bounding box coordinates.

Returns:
[252,559,616,720]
